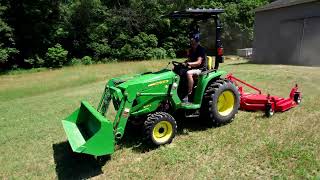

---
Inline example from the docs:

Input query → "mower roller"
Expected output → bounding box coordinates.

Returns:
[226,73,302,117]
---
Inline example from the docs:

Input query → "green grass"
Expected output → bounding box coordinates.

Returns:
[0,57,319,179]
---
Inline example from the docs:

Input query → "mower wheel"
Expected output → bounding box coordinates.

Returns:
[144,112,177,145]
[294,92,301,105]
[265,104,274,118]
[203,79,240,125]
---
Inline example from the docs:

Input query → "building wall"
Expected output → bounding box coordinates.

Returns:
[253,2,320,66]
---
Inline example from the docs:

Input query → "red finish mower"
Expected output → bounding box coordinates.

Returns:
[226,74,302,117]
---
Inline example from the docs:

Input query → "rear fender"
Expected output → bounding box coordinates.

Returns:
[193,70,227,104]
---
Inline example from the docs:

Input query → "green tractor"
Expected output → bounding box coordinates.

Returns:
[62,8,240,156]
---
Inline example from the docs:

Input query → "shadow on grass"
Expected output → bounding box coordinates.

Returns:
[51,118,219,178]
[117,125,157,154]
[118,117,213,154]
[177,117,213,132]
[52,141,110,180]
[225,61,254,66]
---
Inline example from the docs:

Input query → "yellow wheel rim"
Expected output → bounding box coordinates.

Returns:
[152,121,173,144]
[217,90,235,116]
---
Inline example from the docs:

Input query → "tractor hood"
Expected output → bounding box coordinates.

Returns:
[112,69,176,90]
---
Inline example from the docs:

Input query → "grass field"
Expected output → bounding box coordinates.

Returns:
[0,57,319,179]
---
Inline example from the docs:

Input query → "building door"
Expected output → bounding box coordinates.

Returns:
[300,17,320,66]
[279,19,304,64]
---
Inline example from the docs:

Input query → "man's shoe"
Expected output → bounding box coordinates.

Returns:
[182,96,189,103]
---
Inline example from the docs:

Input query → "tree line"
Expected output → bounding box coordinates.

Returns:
[0,0,270,70]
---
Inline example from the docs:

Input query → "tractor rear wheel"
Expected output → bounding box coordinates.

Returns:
[144,112,177,145]
[202,79,240,125]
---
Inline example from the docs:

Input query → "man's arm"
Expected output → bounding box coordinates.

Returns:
[187,57,203,68]
[186,46,205,68]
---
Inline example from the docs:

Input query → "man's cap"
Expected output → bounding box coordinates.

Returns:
[190,32,200,42]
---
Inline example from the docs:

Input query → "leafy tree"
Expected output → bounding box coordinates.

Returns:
[5,0,61,67]
[0,4,18,68]
[0,0,272,69]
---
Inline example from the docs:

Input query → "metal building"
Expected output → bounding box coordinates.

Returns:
[253,0,320,66]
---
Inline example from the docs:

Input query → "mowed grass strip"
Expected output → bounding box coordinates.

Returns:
[0,60,170,102]
[0,57,319,179]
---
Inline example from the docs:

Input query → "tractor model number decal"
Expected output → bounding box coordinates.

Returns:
[143,104,152,109]
[148,80,169,87]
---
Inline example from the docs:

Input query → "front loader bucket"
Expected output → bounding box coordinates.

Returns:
[62,101,115,156]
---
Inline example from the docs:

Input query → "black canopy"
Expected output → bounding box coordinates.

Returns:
[166,8,224,19]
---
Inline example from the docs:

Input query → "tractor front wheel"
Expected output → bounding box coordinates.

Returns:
[203,79,240,125]
[144,112,177,146]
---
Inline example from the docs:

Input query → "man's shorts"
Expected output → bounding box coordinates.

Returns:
[187,69,202,76]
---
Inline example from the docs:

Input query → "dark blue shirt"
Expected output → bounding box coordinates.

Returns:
[189,45,206,69]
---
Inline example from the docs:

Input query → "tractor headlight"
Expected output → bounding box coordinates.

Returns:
[173,82,178,89]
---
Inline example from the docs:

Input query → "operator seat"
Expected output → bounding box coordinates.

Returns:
[206,56,214,70]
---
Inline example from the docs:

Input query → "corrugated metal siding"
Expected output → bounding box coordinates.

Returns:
[253,2,320,66]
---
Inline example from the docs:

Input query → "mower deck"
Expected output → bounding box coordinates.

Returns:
[226,74,301,117]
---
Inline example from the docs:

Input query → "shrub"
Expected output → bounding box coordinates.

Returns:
[99,58,116,63]
[167,48,176,58]
[45,44,68,68]
[69,58,82,66]
[88,41,111,59]
[81,56,93,65]
[24,55,44,68]
[162,42,174,51]
[131,33,158,49]
[130,48,145,60]
[0,46,18,64]
[119,44,132,60]
[146,48,167,59]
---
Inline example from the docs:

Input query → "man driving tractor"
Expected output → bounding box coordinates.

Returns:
[183,32,206,102]
[61,8,244,156]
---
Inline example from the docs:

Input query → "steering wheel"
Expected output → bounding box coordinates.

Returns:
[172,61,184,66]
[172,60,189,76]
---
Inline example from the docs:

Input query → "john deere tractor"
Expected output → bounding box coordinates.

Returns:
[62,8,240,156]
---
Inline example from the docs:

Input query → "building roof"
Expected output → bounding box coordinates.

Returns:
[255,0,319,12]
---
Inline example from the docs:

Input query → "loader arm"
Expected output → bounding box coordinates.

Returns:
[61,83,135,156]
[97,84,136,140]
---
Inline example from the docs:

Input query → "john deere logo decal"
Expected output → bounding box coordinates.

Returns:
[148,80,169,87]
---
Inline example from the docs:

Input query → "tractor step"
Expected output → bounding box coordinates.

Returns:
[185,114,200,118]
[185,109,200,118]
[180,103,200,110]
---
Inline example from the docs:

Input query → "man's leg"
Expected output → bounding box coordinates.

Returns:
[187,71,194,95]
[184,69,202,102]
